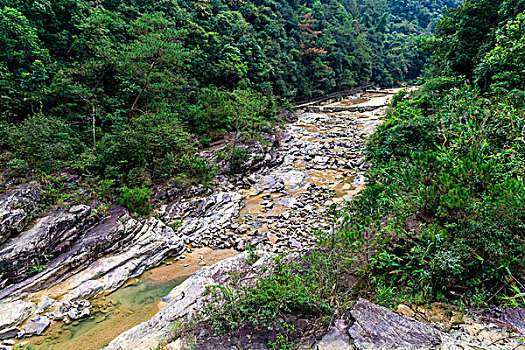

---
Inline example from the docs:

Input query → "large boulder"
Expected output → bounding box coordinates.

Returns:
[0,205,94,290]
[21,315,50,337]
[0,185,40,244]
[348,299,442,350]
[0,300,36,334]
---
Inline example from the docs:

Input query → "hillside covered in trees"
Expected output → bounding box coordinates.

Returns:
[0,0,460,193]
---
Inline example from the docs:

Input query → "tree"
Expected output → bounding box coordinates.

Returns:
[116,13,193,122]
[476,10,525,90]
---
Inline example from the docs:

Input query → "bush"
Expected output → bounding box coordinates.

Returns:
[117,186,152,217]
[203,255,333,332]
[346,87,525,305]
[94,114,192,184]
[5,115,83,173]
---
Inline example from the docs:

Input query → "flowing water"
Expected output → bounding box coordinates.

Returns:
[24,248,238,350]
[27,278,184,350]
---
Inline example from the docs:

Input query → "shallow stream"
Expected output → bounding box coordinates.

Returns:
[27,277,184,350]
[24,248,237,350]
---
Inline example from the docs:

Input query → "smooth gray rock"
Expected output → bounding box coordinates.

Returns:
[21,315,50,336]
[348,299,441,350]
[0,328,20,340]
[255,174,285,193]
[36,296,55,313]
[317,317,355,350]
[0,185,40,244]
[0,300,36,332]
[67,308,79,320]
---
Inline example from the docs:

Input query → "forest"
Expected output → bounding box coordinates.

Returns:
[0,0,459,192]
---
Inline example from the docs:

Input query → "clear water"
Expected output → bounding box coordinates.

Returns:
[28,277,184,350]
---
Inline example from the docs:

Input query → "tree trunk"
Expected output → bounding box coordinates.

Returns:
[127,58,158,123]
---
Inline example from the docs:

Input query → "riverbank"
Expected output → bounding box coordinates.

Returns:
[0,89,393,348]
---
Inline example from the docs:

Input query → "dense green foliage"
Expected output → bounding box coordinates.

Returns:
[344,0,525,306]
[207,0,525,332]
[355,87,525,305]
[429,0,525,89]
[203,255,333,332]
[0,0,459,191]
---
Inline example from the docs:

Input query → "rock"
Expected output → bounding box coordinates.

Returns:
[49,308,65,321]
[2,340,15,346]
[348,299,441,349]
[63,280,104,302]
[267,233,278,245]
[236,240,246,251]
[289,238,302,250]
[484,306,525,334]
[0,205,94,289]
[1,209,187,302]
[238,224,250,234]
[396,304,416,318]
[21,315,50,337]
[67,308,79,320]
[314,156,330,164]
[0,328,20,340]
[164,338,186,350]
[177,192,244,246]
[254,175,285,193]
[36,296,56,313]
[280,198,297,208]
[304,204,315,212]
[79,308,90,318]
[279,171,307,189]
[317,317,355,350]
[0,300,36,333]
[342,183,352,190]
[0,185,40,244]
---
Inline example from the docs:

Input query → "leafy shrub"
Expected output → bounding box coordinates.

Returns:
[5,116,82,173]
[6,158,30,177]
[94,114,192,184]
[203,255,333,332]
[117,186,152,217]
[227,145,250,173]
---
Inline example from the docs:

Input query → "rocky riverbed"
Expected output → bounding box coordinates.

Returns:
[0,90,523,350]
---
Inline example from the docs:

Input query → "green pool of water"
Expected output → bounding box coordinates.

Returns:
[28,277,185,350]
